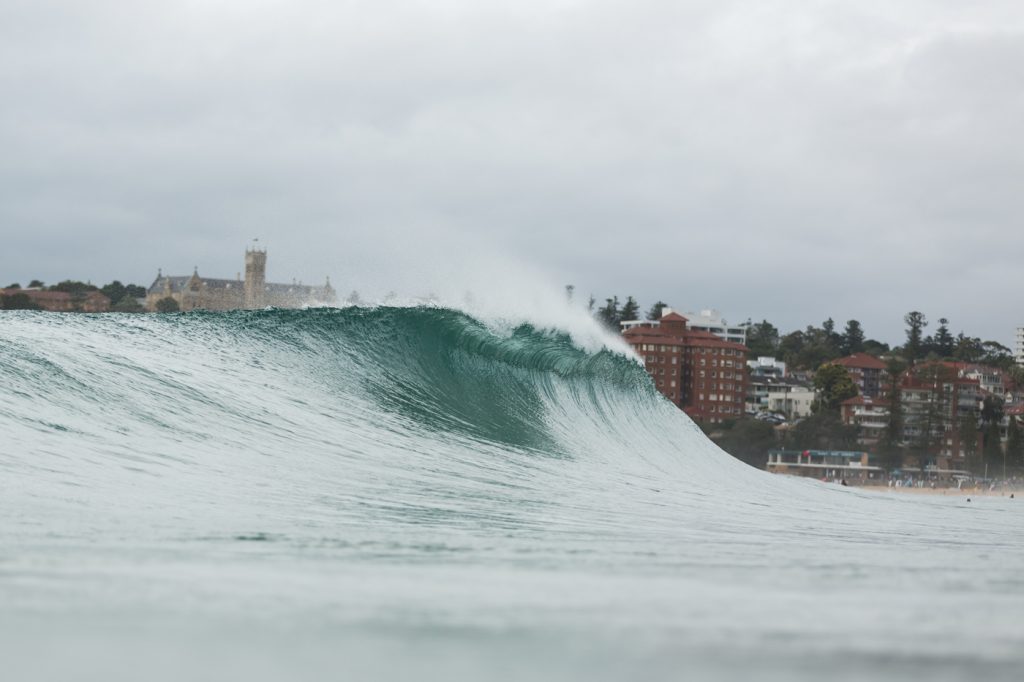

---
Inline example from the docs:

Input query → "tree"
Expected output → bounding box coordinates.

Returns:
[346,290,362,305]
[980,341,1014,369]
[822,318,842,353]
[155,297,180,313]
[100,280,128,306]
[980,395,1004,477]
[841,319,865,355]
[0,292,43,310]
[5,283,20,289]
[813,363,858,411]
[787,412,858,451]
[745,320,780,358]
[981,394,1004,428]
[862,339,890,356]
[595,296,620,331]
[709,419,778,469]
[125,284,146,299]
[953,333,983,363]
[112,296,145,313]
[1007,416,1023,474]
[49,280,98,296]
[785,325,841,370]
[904,311,928,363]
[982,421,1003,477]
[619,296,640,323]
[646,301,668,321]
[879,358,906,472]
[933,318,955,358]
[778,330,806,366]
[28,279,44,288]
[959,412,981,475]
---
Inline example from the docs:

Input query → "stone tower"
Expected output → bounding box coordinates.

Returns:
[244,246,267,309]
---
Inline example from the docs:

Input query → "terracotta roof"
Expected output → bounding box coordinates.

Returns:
[833,353,887,370]
[660,312,688,323]
[622,326,748,352]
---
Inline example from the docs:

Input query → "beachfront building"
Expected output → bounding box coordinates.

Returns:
[829,353,888,398]
[622,311,749,424]
[766,449,884,483]
[1016,326,1024,366]
[0,287,110,312]
[146,247,336,312]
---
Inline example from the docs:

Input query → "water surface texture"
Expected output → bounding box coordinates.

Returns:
[1,308,1021,681]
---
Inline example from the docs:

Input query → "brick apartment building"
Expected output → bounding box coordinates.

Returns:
[622,312,749,423]
[830,353,888,398]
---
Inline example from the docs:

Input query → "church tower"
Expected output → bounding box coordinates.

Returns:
[244,245,267,309]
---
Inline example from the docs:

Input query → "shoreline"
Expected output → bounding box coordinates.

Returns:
[857,484,1021,497]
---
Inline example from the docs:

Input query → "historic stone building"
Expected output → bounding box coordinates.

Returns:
[146,247,335,311]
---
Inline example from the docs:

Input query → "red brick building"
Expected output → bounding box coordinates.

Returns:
[622,312,749,423]
[830,353,888,398]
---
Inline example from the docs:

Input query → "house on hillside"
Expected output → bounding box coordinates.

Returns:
[830,353,888,398]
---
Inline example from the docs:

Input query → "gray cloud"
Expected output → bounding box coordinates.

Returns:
[1,0,1022,344]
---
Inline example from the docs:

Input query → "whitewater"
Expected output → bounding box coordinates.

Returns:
[1,307,1022,681]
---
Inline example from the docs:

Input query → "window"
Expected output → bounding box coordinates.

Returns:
[670,380,676,387]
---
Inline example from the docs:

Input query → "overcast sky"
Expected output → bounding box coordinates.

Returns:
[1,0,1022,345]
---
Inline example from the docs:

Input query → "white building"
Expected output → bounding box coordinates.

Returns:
[1016,326,1024,365]
[748,356,787,378]
[683,309,747,345]
[745,376,815,419]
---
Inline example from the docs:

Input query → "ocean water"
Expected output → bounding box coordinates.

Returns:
[1,307,1021,681]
